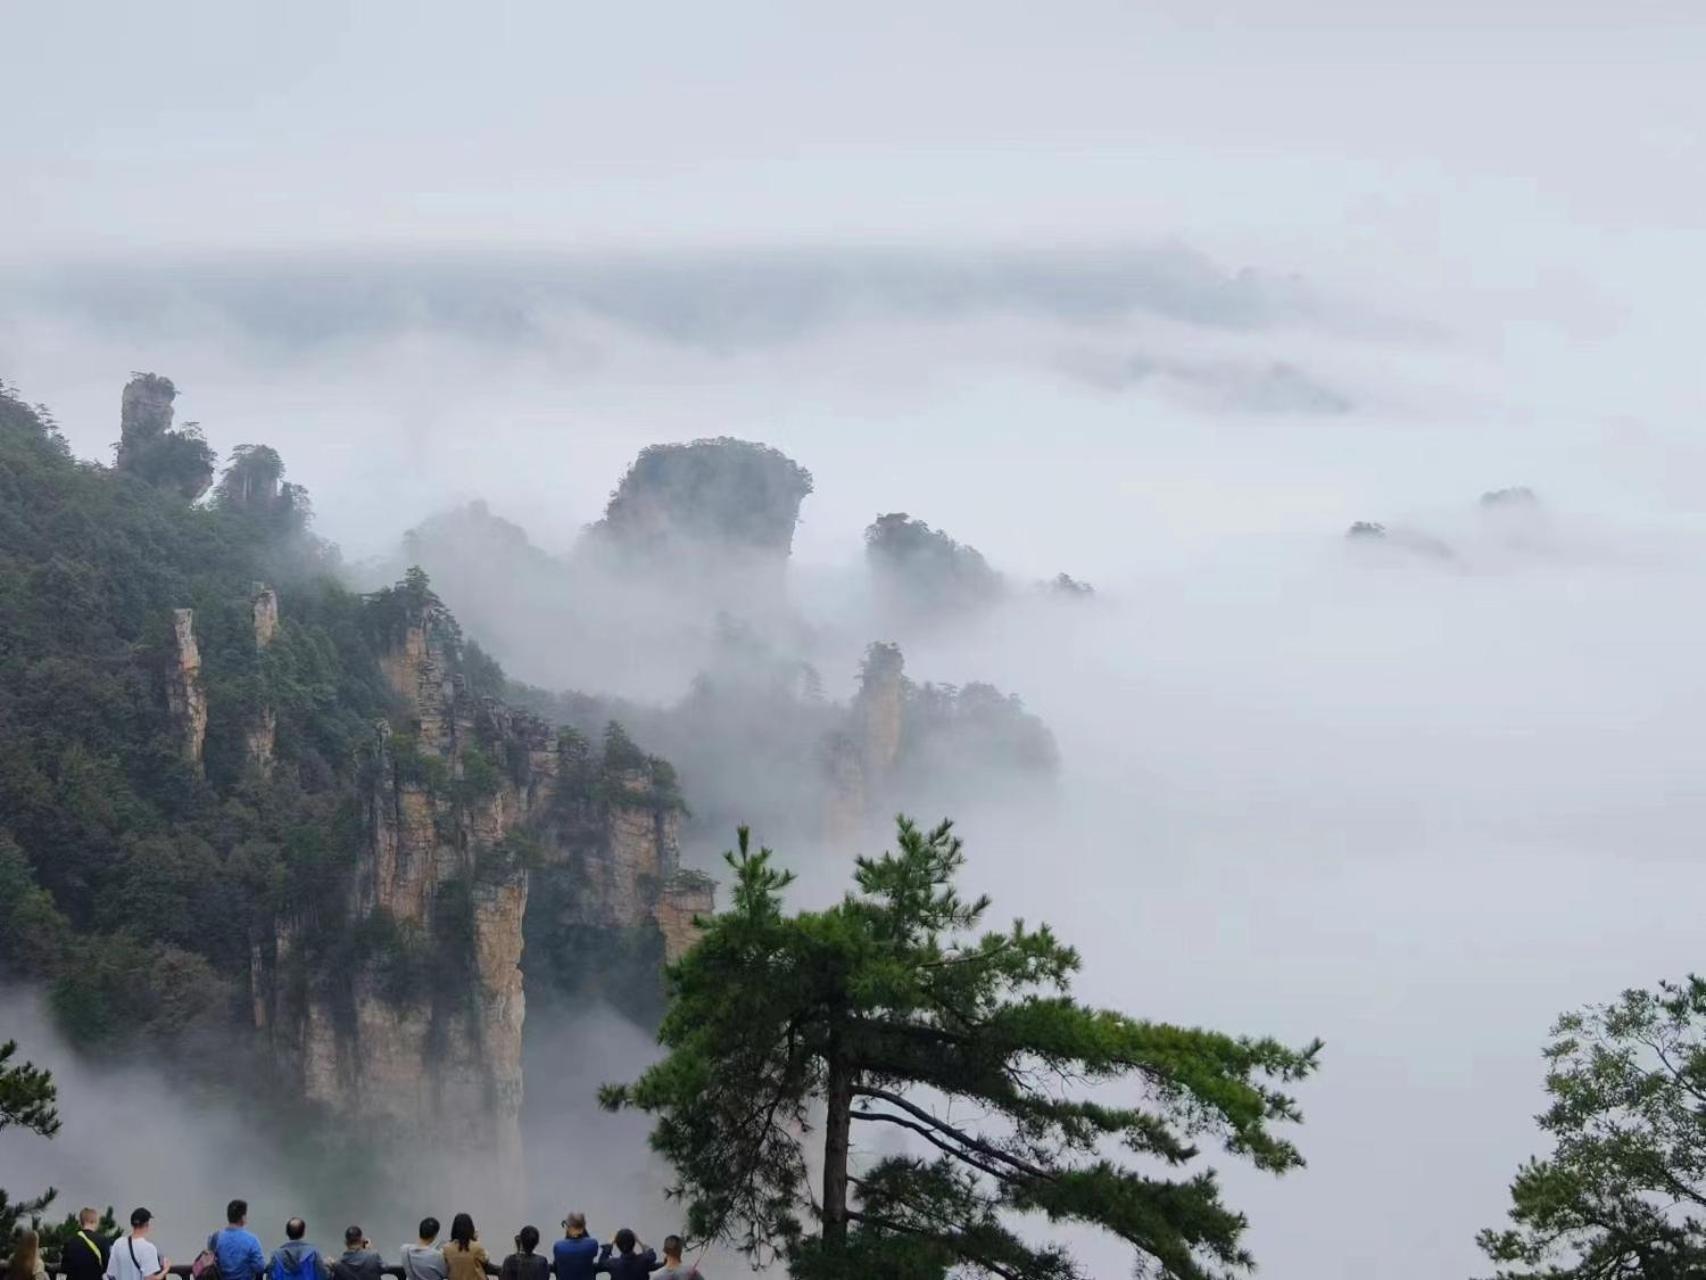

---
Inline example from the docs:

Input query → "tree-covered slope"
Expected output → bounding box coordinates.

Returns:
[0,381,402,1046]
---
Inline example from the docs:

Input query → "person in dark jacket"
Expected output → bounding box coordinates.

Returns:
[63,1209,111,1280]
[550,1216,599,1280]
[496,1227,546,1280]
[331,1228,383,1280]
[595,1230,659,1280]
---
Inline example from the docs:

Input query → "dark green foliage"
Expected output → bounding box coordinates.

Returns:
[120,427,217,501]
[1478,977,1706,1278]
[0,380,393,1050]
[462,641,508,701]
[524,896,669,1029]
[0,1039,60,1244]
[603,817,1320,1279]
[114,374,215,501]
[593,437,814,557]
[213,444,312,537]
[597,722,685,811]
[865,512,1006,614]
[903,680,1058,782]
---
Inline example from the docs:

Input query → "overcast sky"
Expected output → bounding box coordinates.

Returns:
[5,5,1706,1279]
[4,2,1702,262]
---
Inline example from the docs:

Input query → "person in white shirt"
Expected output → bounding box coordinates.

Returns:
[105,1208,169,1280]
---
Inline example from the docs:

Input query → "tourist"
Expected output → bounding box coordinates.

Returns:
[267,1219,328,1280]
[62,1209,110,1280]
[399,1219,448,1280]
[441,1215,495,1280]
[496,1227,545,1280]
[104,1209,168,1280]
[331,1228,383,1280]
[550,1215,599,1280]
[594,1231,657,1280]
[8,1229,48,1280]
[208,1200,268,1280]
[653,1238,701,1280]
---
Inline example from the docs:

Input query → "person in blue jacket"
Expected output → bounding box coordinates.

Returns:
[550,1215,600,1280]
[208,1202,268,1280]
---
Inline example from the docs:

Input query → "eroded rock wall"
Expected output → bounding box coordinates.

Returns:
[165,607,207,767]
[259,580,708,1200]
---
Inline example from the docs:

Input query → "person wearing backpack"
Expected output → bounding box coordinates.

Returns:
[63,1208,111,1280]
[205,1200,267,1280]
[267,1219,328,1280]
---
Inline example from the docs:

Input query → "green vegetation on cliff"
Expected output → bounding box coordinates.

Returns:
[0,381,377,1048]
[0,380,674,1056]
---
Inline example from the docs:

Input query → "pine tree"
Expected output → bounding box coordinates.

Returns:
[602,818,1321,1279]
[0,1039,61,1243]
[1479,977,1706,1278]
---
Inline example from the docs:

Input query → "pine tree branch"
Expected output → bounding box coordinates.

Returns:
[919,938,1014,969]
[843,1209,1023,1280]
[851,1109,1030,1187]
[852,1085,1054,1182]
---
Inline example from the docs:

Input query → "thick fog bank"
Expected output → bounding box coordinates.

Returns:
[839,527,1706,1279]
[4,244,1705,1279]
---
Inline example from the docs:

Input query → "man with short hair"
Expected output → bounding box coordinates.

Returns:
[267,1219,328,1280]
[332,1227,382,1280]
[550,1214,598,1280]
[64,1208,111,1280]
[594,1230,657,1280]
[209,1200,267,1280]
[653,1237,701,1280]
[104,1209,168,1280]
[399,1218,448,1280]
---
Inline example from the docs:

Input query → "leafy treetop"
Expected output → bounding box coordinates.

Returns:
[1479,977,1706,1280]
[604,816,1321,1280]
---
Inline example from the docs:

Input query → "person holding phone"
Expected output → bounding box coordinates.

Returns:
[105,1210,168,1280]
[332,1226,383,1280]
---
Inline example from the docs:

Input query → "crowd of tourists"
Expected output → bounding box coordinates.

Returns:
[7,1203,702,1280]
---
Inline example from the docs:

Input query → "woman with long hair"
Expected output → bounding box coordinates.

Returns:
[9,1230,49,1280]
[497,1226,546,1280]
[441,1215,495,1280]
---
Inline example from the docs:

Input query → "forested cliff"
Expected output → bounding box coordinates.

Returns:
[0,378,707,1172]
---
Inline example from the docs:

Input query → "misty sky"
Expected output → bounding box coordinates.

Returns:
[4,4,1706,1279]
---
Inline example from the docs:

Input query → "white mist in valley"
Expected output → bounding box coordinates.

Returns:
[4,252,1706,1278]
[5,6,1706,1277]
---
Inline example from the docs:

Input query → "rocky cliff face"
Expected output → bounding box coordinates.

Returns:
[118,373,176,458]
[245,585,280,774]
[256,576,705,1195]
[822,641,1058,847]
[823,643,905,845]
[164,608,207,767]
[584,438,814,588]
[116,373,214,500]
